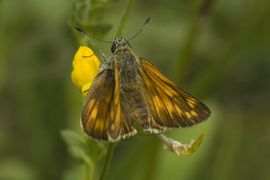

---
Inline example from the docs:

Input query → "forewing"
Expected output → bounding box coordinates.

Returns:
[139,58,210,130]
[81,69,136,141]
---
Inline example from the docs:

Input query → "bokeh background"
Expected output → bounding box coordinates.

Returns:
[1,0,270,180]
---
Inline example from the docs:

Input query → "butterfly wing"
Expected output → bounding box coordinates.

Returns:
[139,58,210,131]
[81,69,136,141]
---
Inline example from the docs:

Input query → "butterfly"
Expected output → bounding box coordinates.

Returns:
[81,37,211,142]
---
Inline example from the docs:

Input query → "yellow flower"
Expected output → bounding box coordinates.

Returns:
[71,46,100,96]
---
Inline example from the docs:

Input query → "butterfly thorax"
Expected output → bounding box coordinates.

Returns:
[110,37,140,84]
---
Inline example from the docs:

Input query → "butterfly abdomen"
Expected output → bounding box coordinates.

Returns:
[115,51,151,129]
[120,87,149,125]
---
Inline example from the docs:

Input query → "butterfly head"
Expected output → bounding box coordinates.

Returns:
[111,37,131,53]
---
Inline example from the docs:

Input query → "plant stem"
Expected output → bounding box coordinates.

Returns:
[171,0,202,83]
[116,0,135,37]
[171,0,215,84]
[99,143,116,180]
[86,164,92,180]
[0,0,6,90]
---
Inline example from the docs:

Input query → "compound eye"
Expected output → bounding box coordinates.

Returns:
[111,42,117,53]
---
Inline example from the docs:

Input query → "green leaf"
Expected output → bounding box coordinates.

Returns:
[61,130,92,165]
[61,130,106,165]
[183,133,204,156]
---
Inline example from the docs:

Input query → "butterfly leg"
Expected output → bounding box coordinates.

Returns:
[99,50,109,62]
[98,51,113,71]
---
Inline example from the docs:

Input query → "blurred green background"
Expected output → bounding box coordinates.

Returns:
[1,0,270,180]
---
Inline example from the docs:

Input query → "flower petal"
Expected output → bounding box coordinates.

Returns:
[71,46,100,96]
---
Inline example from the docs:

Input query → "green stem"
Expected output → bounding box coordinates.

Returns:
[116,0,135,37]
[171,0,215,84]
[86,164,92,180]
[172,19,199,83]
[173,2,200,83]
[0,0,6,90]
[99,143,116,180]
[142,140,161,180]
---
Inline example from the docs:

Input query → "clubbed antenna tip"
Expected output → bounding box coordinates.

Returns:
[73,26,84,33]
[144,17,151,25]
[73,26,111,43]
[128,17,151,41]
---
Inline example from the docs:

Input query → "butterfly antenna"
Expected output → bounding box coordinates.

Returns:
[73,26,111,43]
[128,17,151,41]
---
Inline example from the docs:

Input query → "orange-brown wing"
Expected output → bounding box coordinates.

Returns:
[81,69,136,141]
[139,58,210,131]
